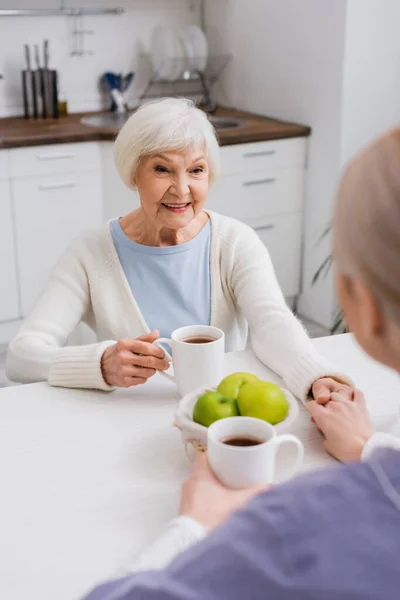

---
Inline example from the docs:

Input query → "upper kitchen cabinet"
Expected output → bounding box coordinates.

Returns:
[0,151,20,323]
[9,143,103,316]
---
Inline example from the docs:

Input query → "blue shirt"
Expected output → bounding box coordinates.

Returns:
[110,219,211,338]
[84,449,400,600]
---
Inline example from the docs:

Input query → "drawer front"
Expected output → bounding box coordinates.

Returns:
[253,214,302,298]
[9,142,101,180]
[208,167,304,223]
[219,138,307,177]
[12,171,103,316]
[0,150,9,181]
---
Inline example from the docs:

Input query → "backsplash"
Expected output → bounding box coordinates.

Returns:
[0,1,199,117]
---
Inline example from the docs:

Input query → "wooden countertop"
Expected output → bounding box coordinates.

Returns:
[0,106,311,150]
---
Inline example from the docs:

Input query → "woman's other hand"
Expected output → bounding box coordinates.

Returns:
[312,377,354,405]
[179,452,271,532]
[101,330,170,387]
[307,389,375,462]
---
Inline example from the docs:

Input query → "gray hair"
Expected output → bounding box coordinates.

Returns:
[334,128,400,324]
[114,98,220,189]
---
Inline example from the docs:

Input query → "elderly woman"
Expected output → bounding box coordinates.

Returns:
[84,129,400,600]
[7,98,350,403]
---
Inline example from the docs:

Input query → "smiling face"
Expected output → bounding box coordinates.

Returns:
[133,147,210,230]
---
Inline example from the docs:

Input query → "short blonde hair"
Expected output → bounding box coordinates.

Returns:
[334,128,400,324]
[114,98,220,189]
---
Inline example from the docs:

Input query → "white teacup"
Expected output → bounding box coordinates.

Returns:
[208,416,304,489]
[155,325,225,397]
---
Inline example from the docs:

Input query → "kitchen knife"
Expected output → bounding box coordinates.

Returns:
[23,45,33,119]
[22,70,29,119]
[34,43,45,118]
[43,39,52,118]
[51,70,59,119]
[25,44,38,119]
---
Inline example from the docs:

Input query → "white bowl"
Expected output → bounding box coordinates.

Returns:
[174,384,299,451]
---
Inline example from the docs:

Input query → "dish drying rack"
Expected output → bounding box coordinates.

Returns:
[138,54,231,111]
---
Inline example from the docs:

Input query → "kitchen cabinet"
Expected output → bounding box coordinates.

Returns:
[9,143,103,316]
[253,214,302,298]
[0,154,20,322]
[208,139,306,300]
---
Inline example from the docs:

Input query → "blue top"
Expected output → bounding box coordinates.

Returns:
[84,449,400,600]
[110,218,211,338]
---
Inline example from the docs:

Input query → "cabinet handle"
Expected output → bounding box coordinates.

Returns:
[243,177,276,187]
[243,150,276,158]
[39,181,77,190]
[36,152,76,160]
[254,224,275,232]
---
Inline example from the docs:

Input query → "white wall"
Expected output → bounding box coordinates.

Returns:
[341,0,400,166]
[0,0,199,116]
[205,0,347,327]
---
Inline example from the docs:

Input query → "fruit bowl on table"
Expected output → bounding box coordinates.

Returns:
[174,385,299,451]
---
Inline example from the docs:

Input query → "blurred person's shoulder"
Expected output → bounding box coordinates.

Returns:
[244,449,400,593]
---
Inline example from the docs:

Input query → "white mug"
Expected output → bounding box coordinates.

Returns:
[208,416,304,489]
[155,325,225,397]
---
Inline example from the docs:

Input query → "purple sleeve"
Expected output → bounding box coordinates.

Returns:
[82,460,385,600]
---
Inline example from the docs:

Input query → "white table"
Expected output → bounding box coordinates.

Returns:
[1,334,400,600]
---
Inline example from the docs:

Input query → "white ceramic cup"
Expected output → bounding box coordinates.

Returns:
[208,416,304,489]
[155,325,225,397]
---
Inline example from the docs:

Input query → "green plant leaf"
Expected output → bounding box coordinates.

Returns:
[311,255,333,285]
[331,310,346,334]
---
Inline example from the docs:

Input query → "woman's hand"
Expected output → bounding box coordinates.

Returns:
[306,390,375,462]
[101,330,170,388]
[179,452,271,532]
[312,377,354,405]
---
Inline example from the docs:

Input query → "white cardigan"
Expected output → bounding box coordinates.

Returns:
[6,211,350,398]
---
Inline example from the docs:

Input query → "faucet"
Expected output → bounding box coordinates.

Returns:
[110,88,127,114]
[196,69,216,113]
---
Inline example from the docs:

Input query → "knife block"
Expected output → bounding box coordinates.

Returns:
[22,68,59,119]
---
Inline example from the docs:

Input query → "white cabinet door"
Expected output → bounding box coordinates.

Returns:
[208,167,304,223]
[219,138,307,176]
[0,150,8,181]
[101,142,140,220]
[253,214,302,298]
[8,142,101,180]
[12,171,103,316]
[0,181,20,321]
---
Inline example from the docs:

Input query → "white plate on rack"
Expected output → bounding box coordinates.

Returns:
[151,25,183,81]
[179,30,195,72]
[181,25,208,72]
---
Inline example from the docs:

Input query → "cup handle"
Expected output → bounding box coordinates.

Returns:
[154,338,174,383]
[270,434,304,483]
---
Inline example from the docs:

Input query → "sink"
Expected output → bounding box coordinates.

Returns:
[81,113,134,129]
[81,113,247,131]
[208,116,246,129]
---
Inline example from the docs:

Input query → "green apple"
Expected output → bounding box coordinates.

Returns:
[217,372,260,399]
[237,381,289,425]
[193,391,239,428]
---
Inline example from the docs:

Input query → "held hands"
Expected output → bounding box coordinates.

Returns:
[179,452,271,532]
[101,330,170,387]
[311,377,354,404]
[307,389,375,462]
